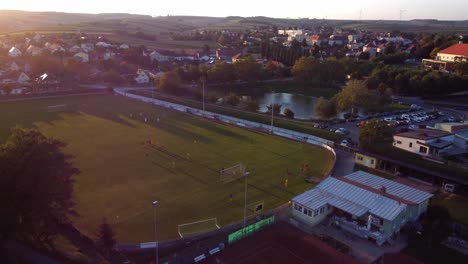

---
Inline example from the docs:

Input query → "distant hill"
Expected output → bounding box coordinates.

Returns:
[1,10,468,35]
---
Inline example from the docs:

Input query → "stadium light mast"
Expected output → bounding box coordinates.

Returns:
[152,201,159,264]
[270,91,275,134]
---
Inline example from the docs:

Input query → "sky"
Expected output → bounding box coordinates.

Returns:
[0,0,467,20]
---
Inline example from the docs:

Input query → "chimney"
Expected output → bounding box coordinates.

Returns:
[379,186,386,194]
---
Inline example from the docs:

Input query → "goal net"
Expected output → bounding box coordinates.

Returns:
[220,163,249,183]
[178,218,220,238]
[47,104,68,112]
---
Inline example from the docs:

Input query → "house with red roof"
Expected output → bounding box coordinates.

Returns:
[437,43,468,63]
[422,43,468,72]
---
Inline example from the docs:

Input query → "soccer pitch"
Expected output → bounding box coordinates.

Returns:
[0,95,334,243]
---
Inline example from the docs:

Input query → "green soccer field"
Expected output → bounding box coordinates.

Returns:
[0,95,334,243]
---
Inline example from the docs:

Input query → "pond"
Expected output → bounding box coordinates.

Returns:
[257,92,320,120]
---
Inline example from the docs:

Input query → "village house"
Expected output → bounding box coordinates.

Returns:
[328,35,348,46]
[8,46,22,57]
[33,33,41,43]
[17,72,31,84]
[306,35,325,46]
[9,61,21,72]
[74,52,89,63]
[134,69,150,84]
[26,45,43,56]
[69,45,81,53]
[216,48,243,63]
[119,44,130,50]
[291,171,433,246]
[150,50,172,62]
[393,129,454,157]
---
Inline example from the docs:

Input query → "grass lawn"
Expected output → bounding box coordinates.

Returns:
[0,94,334,243]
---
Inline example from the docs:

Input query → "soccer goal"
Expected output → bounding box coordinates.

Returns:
[220,163,250,183]
[47,104,68,112]
[178,218,220,238]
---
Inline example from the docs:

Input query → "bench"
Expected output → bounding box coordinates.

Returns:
[194,254,206,263]
[209,247,221,255]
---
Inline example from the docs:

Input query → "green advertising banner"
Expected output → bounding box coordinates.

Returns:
[228,216,275,244]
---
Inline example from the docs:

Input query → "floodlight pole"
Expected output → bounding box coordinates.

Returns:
[244,173,247,228]
[270,91,275,134]
[202,78,206,112]
[152,201,159,264]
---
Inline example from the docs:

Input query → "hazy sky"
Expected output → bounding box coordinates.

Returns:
[1,0,467,20]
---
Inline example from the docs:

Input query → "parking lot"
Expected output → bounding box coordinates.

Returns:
[313,104,467,146]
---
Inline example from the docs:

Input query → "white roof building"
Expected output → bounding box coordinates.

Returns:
[8,47,22,57]
[291,171,433,244]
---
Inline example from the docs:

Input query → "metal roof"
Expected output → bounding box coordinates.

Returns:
[292,177,406,221]
[344,171,433,204]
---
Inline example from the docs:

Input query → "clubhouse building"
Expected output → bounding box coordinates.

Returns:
[291,171,433,246]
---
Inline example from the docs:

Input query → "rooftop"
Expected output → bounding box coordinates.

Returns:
[293,177,406,221]
[344,171,433,204]
[438,43,468,56]
[395,128,452,140]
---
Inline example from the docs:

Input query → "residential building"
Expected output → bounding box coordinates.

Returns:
[33,33,41,42]
[291,171,432,245]
[119,44,130,50]
[9,61,20,72]
[216,48,242,63]
[150,50,172,62]
[33,73,61,92]
[8,47,22,57]
[354,153,377,169]
[17,72,30,84]
[393,129,454,156]
[134,69,150,84]
[328,35,348,46]
[74,52,89,63]
[306,35,324,46]
[278,29,303,36]
[348,34,363,42]
[26,45,43,56]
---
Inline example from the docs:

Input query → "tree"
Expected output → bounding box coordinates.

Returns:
[334,80,370,115]
[233,56,263,82]
[102,70,124,85]
[208,61,235,83]
[267,103,282,115]
[283,108,295,119]
[453,62,468,76]
[159,71,182,95]
[202,44,210,54]
[0,128,78,245]
[358,118,392,150]
[291,56,318,83]
[246,100,259,112]
[430,47,440,59]
[97,218,116,258]
[224,93,240,106]
[314,97,337,119]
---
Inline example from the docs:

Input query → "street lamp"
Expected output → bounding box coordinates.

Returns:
[152,201,159,264]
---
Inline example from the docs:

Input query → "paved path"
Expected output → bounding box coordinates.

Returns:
[332,149,355,177]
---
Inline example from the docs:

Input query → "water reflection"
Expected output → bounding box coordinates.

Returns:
[257,92,319,120]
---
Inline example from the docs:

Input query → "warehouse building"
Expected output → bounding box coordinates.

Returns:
[291,171,433,245]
